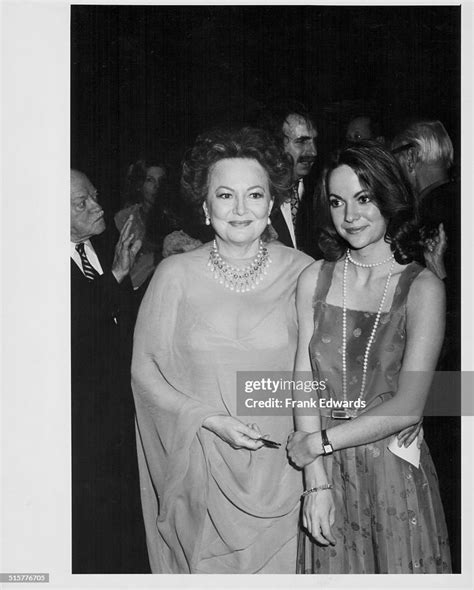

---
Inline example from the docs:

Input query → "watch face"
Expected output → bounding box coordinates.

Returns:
[323,443,333,455]
[331,409,353,419]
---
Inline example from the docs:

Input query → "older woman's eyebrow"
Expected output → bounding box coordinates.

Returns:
[214,185,266,192]
[214,185,234,192]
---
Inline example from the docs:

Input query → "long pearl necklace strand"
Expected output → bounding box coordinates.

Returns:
[340,249,396,418]
[207,239,272,293]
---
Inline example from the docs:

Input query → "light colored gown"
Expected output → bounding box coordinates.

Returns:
[132,242,313,573]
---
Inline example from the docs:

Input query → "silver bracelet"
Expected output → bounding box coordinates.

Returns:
[301,483,333,499]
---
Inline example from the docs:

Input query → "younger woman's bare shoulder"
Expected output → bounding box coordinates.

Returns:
[408,266,445,306]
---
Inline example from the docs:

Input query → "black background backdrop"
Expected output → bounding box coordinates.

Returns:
[71,4,461,572]
[72,5,460,212]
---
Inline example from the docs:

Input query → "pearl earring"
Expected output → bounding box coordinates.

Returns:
[267,218,271,225]
[203,205,211,226]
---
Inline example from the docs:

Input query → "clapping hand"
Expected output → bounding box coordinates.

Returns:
[112,214,143,283]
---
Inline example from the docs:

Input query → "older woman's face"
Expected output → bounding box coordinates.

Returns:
[204,158,273,246]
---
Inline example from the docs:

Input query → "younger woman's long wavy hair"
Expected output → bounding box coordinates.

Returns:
[317,141,421,264]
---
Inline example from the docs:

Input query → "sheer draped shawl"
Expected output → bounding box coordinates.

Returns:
[132,243,313,573]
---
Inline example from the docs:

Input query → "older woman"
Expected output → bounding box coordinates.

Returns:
[131,128,314,573]
[287,142,451,573]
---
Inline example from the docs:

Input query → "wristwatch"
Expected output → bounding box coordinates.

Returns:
[321,429,334,455]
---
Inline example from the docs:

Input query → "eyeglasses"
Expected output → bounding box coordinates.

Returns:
[391,142,415,155]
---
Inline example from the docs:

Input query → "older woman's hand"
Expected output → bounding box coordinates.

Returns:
[286,431,320,468]
[202,415,266,450]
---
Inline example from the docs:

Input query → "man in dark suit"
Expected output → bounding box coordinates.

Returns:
[70,169,149,573]
[263,101,321,258]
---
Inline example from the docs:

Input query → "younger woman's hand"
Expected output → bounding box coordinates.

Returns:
[202,415,265,450]
[302,490,336,546]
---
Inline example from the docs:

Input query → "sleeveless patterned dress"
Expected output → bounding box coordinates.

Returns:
[297,260,451,574]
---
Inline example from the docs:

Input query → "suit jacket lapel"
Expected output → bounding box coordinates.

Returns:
[270,205,294,248]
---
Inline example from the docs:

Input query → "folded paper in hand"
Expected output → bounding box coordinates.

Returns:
[387,435,420,468]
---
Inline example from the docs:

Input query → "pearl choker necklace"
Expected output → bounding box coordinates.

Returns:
[347,249,394,268]
[207,239,272,293]
[338,251,396,419]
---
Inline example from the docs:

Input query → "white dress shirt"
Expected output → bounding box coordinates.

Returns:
[70,240,104,276]
[279,178,304,248]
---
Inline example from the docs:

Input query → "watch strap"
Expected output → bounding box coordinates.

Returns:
[321,429,334,455]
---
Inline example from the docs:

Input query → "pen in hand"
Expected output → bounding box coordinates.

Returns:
[258,437,281,448]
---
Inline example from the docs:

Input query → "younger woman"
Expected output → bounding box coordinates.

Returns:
[287,142,451,574]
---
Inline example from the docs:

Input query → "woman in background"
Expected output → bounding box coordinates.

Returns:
[115,158,172,292]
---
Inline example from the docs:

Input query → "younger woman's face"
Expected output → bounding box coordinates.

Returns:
[142,166,167,207]
[328,164,387,251]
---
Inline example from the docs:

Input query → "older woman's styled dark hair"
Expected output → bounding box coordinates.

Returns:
[317,141,420,264]
[181,127,293,221]
[123,158,169,206]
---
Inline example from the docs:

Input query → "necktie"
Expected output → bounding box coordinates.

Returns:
[75,242,98,281]
[290,181,300,226]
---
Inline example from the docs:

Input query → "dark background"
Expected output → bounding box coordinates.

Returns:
[71,5,460,212]
[71,4,461,572]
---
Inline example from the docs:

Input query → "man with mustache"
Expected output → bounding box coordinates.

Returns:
[264,101,319,256]
[70,169,149,573]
